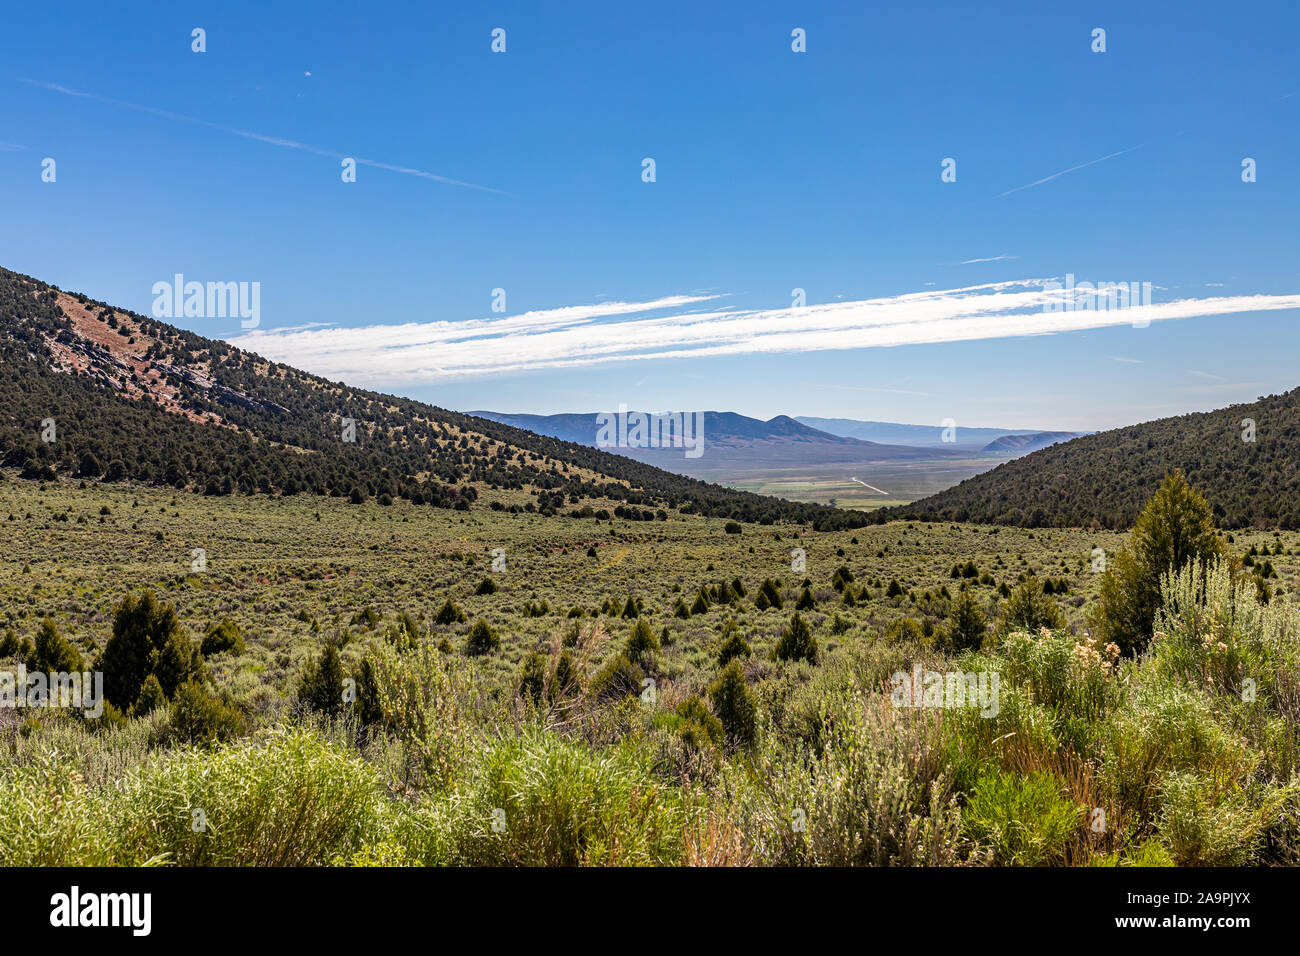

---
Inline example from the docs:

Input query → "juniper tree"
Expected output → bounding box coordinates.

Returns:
[99,590,201,709]
[625,618,659,663]
[466,619,500,656]
[434,597,467,626]
[772,612,818,664]
[518,651,548,704]
[709,661,757,749]
[550,649,579,701]
[946,588,988,652]
[1091,470,1229,655]
[996,576,1064,635]
[30,618,84,674]
[298,641,345,716]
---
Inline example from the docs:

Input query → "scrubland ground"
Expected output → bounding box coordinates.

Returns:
[2,474,1299,866]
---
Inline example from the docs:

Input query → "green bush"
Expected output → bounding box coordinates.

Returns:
[755,578,783,610]
[884,617,924,643]
[350,606,381,629]
[962,771,1082,865]
[351,656,384,727]
[393,611,421,647]
[673,695,724,749]
[729,692,962,865]
[716,625,751,667]
[1150,561,1294,701]
[1088,840,1175,867]
[996,576,1064,634]
[448,733,686,866]
[0,754,120,865]
[549,649,580,701]
[465,619,500,656]
[518,651,547,704]
[119,728,382,866]
[590,653,644,701]
[1157,771,1276,866]
[1101,678,1255,822]
[162,680,245,746]
[133,673,168,717]
[434,597,467,625]
[367,641,474,792]
[200,618,245,656]
[946,589,987,652]
[994,627,1117,740]
[941,680,1062,795]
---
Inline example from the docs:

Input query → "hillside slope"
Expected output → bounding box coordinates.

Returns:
[0,267,871,530]
[892,392,1300,529]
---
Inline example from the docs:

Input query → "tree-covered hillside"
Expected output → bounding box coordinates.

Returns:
[892,391,1300,529]
[0,267,868,529]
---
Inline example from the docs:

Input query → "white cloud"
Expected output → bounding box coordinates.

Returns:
[959,254,1016,264]
[227,280,1300,387]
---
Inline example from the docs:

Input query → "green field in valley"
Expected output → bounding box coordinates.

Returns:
[718,455,1014,509]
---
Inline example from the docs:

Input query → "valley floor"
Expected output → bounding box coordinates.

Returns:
[2,475,1299,866]
[715,455,1017,509]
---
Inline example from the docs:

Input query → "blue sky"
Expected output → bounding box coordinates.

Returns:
[3,0,1298,431]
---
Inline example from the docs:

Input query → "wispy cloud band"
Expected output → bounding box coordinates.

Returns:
[227,280,1300,387]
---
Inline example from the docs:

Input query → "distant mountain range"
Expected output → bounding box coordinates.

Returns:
[469,410,952,473]
[795,416,1082,449]
[980,431,1080,453]
[469,410,1079,481]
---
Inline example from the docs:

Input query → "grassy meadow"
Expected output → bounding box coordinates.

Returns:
[3,472,1299,866]
[0,474,1133,688]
